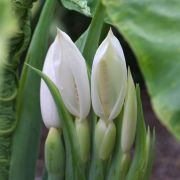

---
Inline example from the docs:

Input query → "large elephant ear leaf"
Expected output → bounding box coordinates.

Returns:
[103,0,180,140]
[59,0,97,16]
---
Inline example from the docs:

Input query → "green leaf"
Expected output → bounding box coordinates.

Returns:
[59,0,91,16]
[103,0,180,140]
[0,0,30,179]
[75,28,88,53]
[82,1,106,67]
[9,0,56,179]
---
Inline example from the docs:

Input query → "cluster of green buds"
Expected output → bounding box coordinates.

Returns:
[39,28,155,180]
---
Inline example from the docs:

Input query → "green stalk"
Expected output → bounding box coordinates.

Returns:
[42,168,48,180]
[119,152,131,180]
[9,0,56,179]
[83,0,106,66]
[48,174,63,180]
[88,113,105,180]
[106,111,124,180]
[99,23,110,43]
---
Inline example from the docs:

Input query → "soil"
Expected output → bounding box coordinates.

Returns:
[142,90,180,180]
[36,89,180,180]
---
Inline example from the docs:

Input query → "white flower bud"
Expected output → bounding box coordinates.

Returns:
[40,28,91,128]
[40,41,60,128]
[54,29,90,121]
[91,29,127,121]
[121,70,137,152]
[95,119,116,160]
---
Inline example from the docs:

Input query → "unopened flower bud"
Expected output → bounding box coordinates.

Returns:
[75,118,90,162]
[121,70,137,152]
[91,29,127,122]
[53,29,90,120]
[45,128,65,178]
[40,28,91,129]
[95,119,116,160]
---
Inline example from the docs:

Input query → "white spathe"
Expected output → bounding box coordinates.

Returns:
[91,29,127,121]
[40,40,60,128]
[40,28,90,127]
[54,29,90,120]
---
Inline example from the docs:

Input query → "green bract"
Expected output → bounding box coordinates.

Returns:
[45,128,65,179]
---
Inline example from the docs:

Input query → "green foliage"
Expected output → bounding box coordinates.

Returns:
[0,0,32,179]
[26,11,155,178]
[60,0,180,139]
[2,0,172,178]
[126,86,153,180]
[82,1,105,66]
[59,0,97,16]
[105,87,155,180]
[102,0,180,140]
[0,0,16,64]
[9,0,57,179]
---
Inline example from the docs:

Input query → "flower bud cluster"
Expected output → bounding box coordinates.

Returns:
[41,28,137,161]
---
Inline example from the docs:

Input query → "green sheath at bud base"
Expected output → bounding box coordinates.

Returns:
[95,119,116,160]
[75,118,90,162]
[120,153,131,179]
[45,128,65,178]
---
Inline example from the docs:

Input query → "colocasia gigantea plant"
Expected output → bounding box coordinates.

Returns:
[6,0,180,179]
[28,28,155,180]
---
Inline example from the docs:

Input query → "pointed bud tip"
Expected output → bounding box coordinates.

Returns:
[56,27,63,38]
[56,27,67,39]
[56,27,74,46]
[107,28,115,43]
[108,28,114,37]
[127,67,135,89]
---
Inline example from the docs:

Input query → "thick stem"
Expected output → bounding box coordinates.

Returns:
[119,152,131,180]
[83,0,105,67]
[48,174,63,180]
